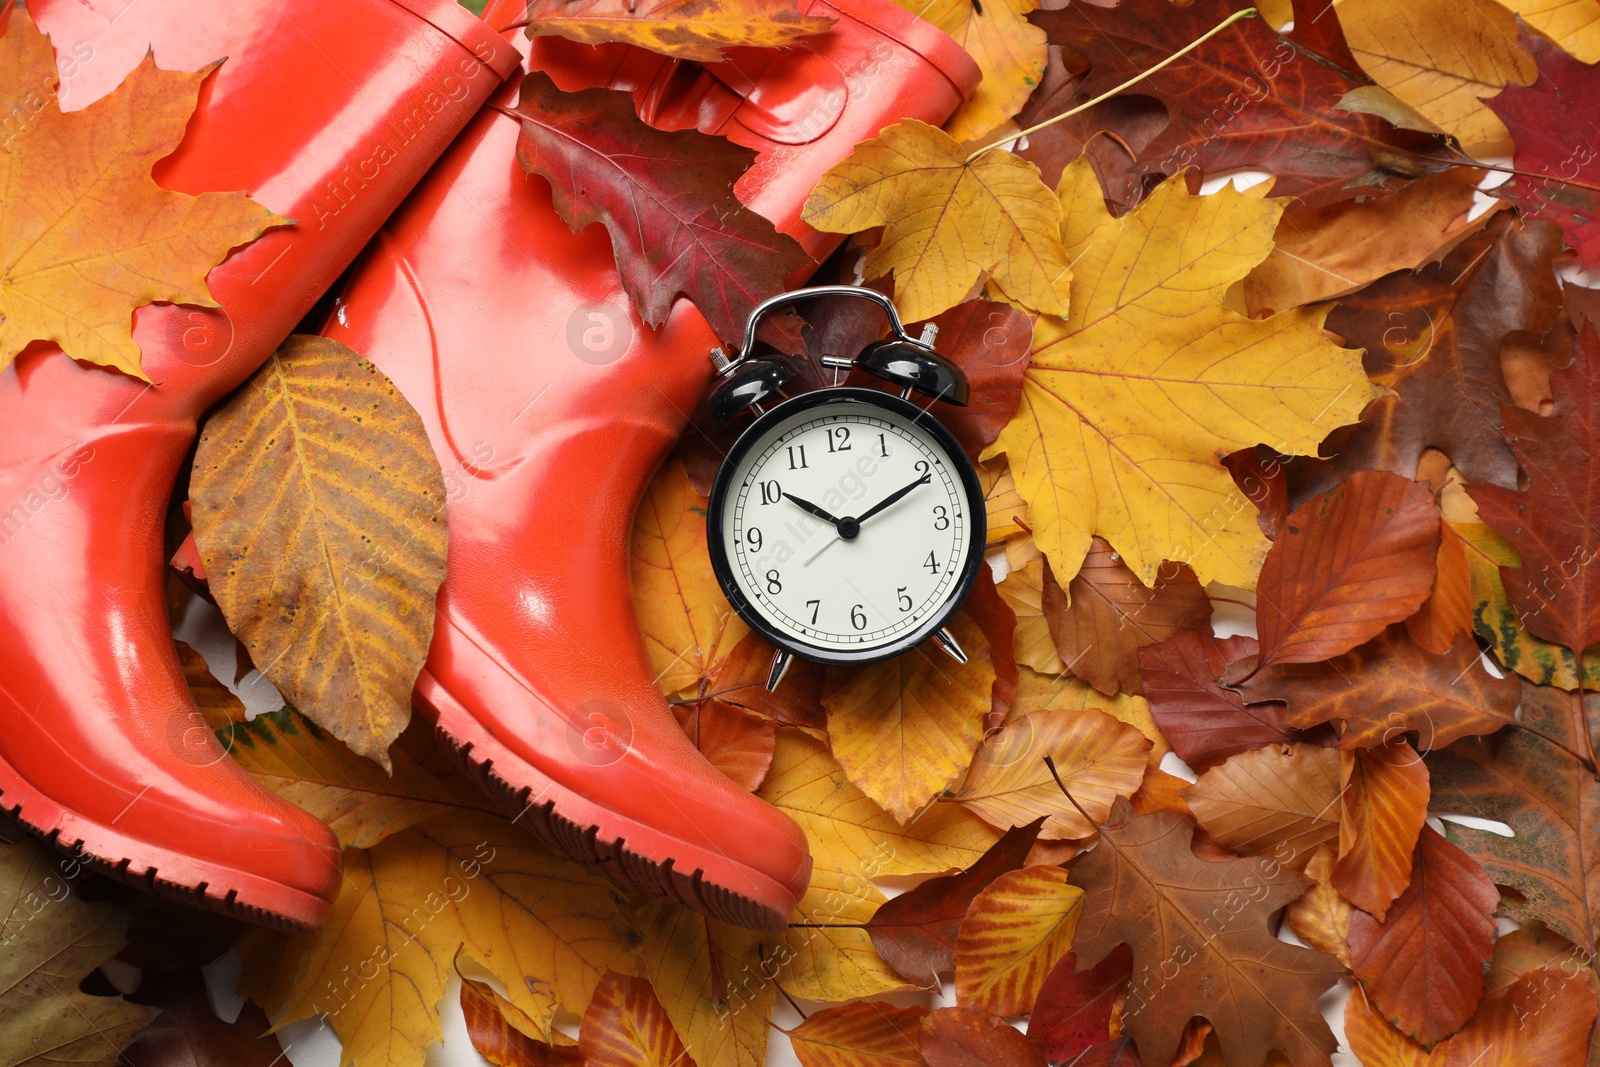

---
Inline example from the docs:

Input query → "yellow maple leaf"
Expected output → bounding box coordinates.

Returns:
[893,0,1047,143]
[823,611,995,825]
[241,811,641,1067]
[1335,0,1535,150]
[518,0,835,63]
[1497,0,1600,62]
[802,120,1071,323]
[0,11,286,379]
[984,158,1382,591]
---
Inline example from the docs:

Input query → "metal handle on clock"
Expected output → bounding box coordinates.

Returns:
[711,285,913,377]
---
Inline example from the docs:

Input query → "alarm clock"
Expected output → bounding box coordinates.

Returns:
[704,286,987,691]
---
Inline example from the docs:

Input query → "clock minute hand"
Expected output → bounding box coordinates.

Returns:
[854,473,931,527]
[782,492,843,527]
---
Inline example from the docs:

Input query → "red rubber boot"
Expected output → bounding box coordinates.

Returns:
[0,0,517,932]
[316,1,978,929]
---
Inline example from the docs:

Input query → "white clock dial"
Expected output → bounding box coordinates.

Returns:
[716,396,978,655]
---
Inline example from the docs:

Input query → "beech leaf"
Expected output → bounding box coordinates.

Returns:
[1026,945,1133,1064]
[865,817,1044,988]
[512,71,810,344]
[920,1007,1048,1067]
[1349,826,1499,1047]
[952,865,1083,1016]
[1253,471,1440,670]
[578,971,693,1067]
[786,1002,928,1067]
[1334,738,1431,921]
[190,335,449,770]
[1183,742,1341,869]
[1139,633,1292,772]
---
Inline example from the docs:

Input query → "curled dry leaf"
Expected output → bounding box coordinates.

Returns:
[1000,554,1065,674]
[578,970,694,1067]
[953,865,1083,1016]
[1349,826,1499,1048]
[1030,0,1455,208]
[920,1007,1048,1067]
[512,72,810,344]
[0,838,158,1067]
[1253,470,1440,670]
[1041,538,1211,697]
[0,9,287,378]
[1235,625,1521,751]
[986,159,1380,593]
[1012,666,1169,761]
[786,1002,928,1067]
[1183,742,1341,869]
[1026,945,1133,1065]
[866,817,1044,988]
[1139,632,1292,772]
[1469,322,1600,662]
[191,335,448,770]
[517,0,833,62]
[1334,0,1535,149]
[1240,166,1489,317]
[1334,738,1431,921]
[1068,798,1344,1067]
[824,611,995,824]
[953,706,1151,840]
[1294,212,1565,500]
[802,119,1072,323]
[892,0,1046,143]
[1487,28,1600,269]
[240,812,642,1067]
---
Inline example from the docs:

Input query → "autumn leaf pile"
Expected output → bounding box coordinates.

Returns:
[15,0,1600,1065]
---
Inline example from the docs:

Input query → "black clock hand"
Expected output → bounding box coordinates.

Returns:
[782,492,844,527]
[854,473,931,526]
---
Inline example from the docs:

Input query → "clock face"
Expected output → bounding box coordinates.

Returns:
[708,389,985,663]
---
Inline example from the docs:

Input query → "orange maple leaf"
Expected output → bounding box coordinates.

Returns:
[0,10,286,379]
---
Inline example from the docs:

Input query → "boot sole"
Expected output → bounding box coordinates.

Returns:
[416,669,798,931]
[0,753,333,934]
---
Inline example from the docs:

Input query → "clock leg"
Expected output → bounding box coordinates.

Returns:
[932,627,969,665]
[765,649,795,692]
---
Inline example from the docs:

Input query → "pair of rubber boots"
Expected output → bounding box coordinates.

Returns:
[0,0,977,932]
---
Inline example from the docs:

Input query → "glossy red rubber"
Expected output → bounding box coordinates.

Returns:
[316,0,977,929]
[0,0,511,932]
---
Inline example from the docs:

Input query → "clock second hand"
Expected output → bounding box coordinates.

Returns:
[802,473,932,566]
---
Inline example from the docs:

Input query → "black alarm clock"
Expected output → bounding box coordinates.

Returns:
[704,286,986,691]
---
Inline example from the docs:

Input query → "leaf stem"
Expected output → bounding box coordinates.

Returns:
[963,7,1259,165]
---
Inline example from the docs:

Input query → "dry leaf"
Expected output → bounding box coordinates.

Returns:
[802,119,1072,323]
[191,335,448,770]
[1140,633,1292,772]
[953,707,1151,839]
[1184,743,1342,869]
[893,0,1046,142]
[1498,0,1600,62]
[1069,799,1344,1067]
[985,159,1380,593]
[786,1002,928,1067]
[242,812,641,1067]
[1335,0,1535,149]
[953,865,1082,1015]
[1041,538,1211,697]
[579,970,695,1067]
[459,968,585,1067]
[518,0,833,62]
[1026,945,1132,1064]
[1285,844,1354,967]
[0,9,285,378]
[0,838,157,1066]
[1334,738,1431,920]
[824,611,995,824]
[1349,826,1498,1047]
[640,902,773,1067]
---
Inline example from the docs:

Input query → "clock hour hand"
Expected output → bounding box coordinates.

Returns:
[782,492,843,527]
[854,473,932,526]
